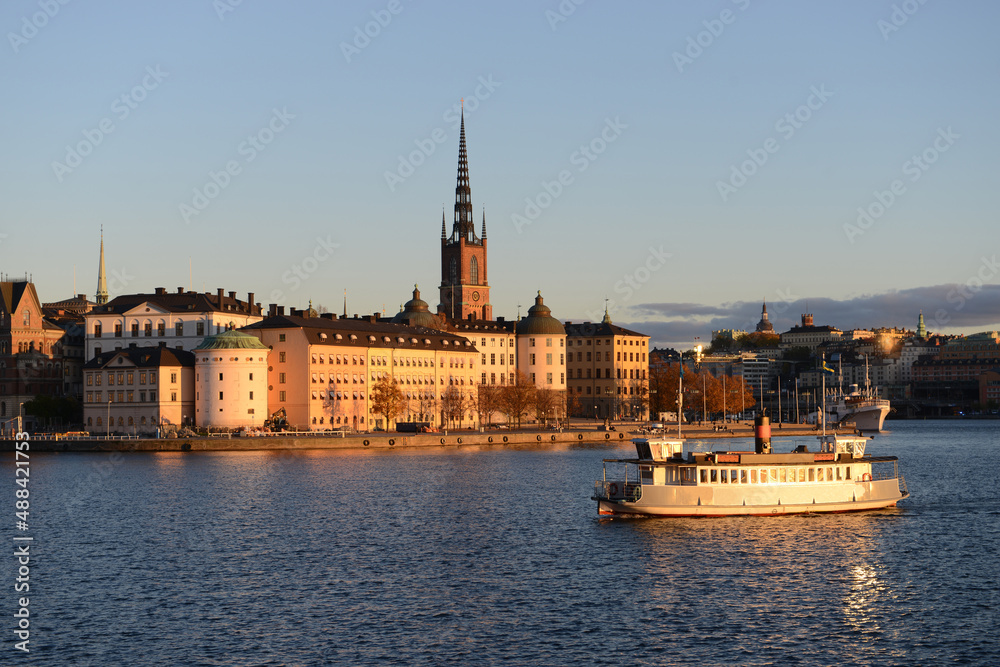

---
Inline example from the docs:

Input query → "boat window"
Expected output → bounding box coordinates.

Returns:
[750,469,757,484]
[700,469,708,484]
[808,468,815,482]
[818,468,827,482]
[740,469,747,484]
[769,469,778,483]
[720,469,728,483]
[837,467,843,481]
[798,468,806,483]
[779,468,787,483]
[845,466,851,480]
[710,469,718,483]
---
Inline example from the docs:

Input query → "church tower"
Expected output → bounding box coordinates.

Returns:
[95,227,109,305]
[438,107,491,321]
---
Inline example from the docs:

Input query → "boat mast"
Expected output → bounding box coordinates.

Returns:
[821,352,827,436]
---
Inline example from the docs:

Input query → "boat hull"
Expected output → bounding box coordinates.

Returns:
[834,404,890,432]
[595,479,907,517]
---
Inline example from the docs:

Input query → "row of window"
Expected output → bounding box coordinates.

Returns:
[87,371,168,386]
[527,372,564,385]
[527,353,562,366]
[87,415,156,427]
[571,368,648,380]
[94,322,208,338]
[569,351,647,363]
[573,385,643,395]
[527,338,564,348]
[482,353,515,366]
[698,466,855,485]
[85,390,176,403]
[572,338,647,347]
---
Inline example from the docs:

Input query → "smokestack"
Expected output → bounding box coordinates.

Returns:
[217,288,224,308]
[755,411,771,454]
[248,293,255,311]
[177,287,184,294]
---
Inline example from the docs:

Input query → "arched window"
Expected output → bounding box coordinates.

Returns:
[449,257,458,285]
[470,256,479,285]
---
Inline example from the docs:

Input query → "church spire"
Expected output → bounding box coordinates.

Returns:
[95,226,109,305]
[917,310,927,338]
[441,208,446,239]
[453,103,477,242]
[481,206,487,239]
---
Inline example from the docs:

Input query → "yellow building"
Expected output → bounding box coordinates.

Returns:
[243,311,480,431]
[564,310,650,420]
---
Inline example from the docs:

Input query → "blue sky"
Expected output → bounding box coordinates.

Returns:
[2,0,998,348]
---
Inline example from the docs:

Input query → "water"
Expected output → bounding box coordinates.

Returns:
[4,420,999,666]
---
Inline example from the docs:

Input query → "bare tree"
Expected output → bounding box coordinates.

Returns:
[477,384,502,426]
[370,374,405,431]
[499,370,536,428]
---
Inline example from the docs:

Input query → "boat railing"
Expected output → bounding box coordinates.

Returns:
[593,480,642,502]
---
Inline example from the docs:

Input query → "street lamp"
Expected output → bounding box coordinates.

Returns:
[106,399,111,438]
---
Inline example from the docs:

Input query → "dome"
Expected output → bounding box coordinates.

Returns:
[194,328,269,350]
[517,292,565,335]
[391,285,444,330]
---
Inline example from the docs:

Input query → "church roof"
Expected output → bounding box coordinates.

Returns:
[194,329,269,350]
[516,292,565,336]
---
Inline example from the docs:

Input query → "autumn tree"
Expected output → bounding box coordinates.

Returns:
[441,386,474,428]
[370,374,405,430]
[499,370,536,428]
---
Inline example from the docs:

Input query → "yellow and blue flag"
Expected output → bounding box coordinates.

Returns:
[822,362,835,374]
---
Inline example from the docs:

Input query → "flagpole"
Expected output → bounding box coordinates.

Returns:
[821,352,827,436]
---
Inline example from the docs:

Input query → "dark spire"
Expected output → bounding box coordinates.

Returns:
[481,206,487,239]
[441,208,446,239]
[452,103,478,243]
[96,226,108,305]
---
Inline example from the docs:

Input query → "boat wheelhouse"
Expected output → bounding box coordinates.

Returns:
[593,433,908,517]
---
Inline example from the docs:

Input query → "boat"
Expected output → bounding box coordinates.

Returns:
[591,416,908,517]
[825,384,890,432]
[825,355,890,432]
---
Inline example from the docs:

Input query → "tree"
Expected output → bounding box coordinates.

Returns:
[533,388,558,424]
[477,384,502,426]
[499,370,536,428]
[440,385,467,428]
[370,374,405,430]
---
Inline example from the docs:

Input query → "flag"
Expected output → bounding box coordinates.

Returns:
[822,362,835,374]
[679,362,685,378]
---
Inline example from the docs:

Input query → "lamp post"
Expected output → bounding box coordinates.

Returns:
[722,375,727,422]
[18,402,24,436]
[106,399,111,437]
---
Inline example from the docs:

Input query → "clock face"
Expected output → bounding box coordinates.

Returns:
[472,291,480,302]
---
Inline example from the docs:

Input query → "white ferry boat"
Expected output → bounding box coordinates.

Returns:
[826,384,891,432]
[592,418,908,517]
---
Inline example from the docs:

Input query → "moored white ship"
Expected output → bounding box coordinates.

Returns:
[826,384,890,432]
[592,416,908,518]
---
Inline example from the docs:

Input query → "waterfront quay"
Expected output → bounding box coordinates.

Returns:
[4,423,856,453]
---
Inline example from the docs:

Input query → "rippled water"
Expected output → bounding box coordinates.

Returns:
[4,420,999,665]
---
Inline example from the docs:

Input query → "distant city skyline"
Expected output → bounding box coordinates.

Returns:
[3,1,998,349]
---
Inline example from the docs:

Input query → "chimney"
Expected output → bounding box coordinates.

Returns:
[277,306,285,316]
[320,313,334,320]
[247,293,255,310]
[217,288,224,308]
[177,287,184,294]
[228,291,236,301]
[268,304,277,317]
[155,287,166,295]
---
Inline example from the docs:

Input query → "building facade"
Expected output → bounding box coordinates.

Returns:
[194,329,269,429]
[564,310,650,420]
[82,346,195,435]
[84,287,263,359]
[243,313,481,431]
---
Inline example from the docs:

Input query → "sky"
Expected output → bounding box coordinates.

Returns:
[2,0,998,350]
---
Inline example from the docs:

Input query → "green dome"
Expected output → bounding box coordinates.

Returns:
[518,292,565,336]
[194,329,269,350]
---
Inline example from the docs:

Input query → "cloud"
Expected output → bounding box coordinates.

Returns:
[616,284,1000,349]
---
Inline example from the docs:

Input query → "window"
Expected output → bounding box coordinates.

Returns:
[127,391,134,402]
[171,392,177,402]
[219,391,224,400]
[158,322,165,336]
[139,392,146,402]
[546,353,552,365]
[94,323,102,338]
[150,372,156,383]
[509,354,514,365]
[530,354,536,365]
[279,391,286,402]
[449,257,458,284]
[131,323,139,337]
[145,323,152,337]
[470,256,479,285]
[127,372,134,384]
[279,352,286,363]
[108,373,115,386]
[490,353,495,365]
[546,372,552,385]
[529,338,535,347]
[23,310,30,326]
[170,373,177,383]
[196,322,205,336]
[279,373,286,384]
[114,323,123,337]
[117,372,125,385]
[87,375,93,386]
[175,322,184,336]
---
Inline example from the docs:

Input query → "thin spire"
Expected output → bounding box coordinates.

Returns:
[343,289,347,318]
[453,105,476,241]
[441,208,446,239]
[481,206,487,239]
[602,298,612,325]
[95,226,109,305]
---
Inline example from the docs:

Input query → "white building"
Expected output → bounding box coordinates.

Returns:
[194,329,269,429]
[514,293,567,392]
[84,287,263,360]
